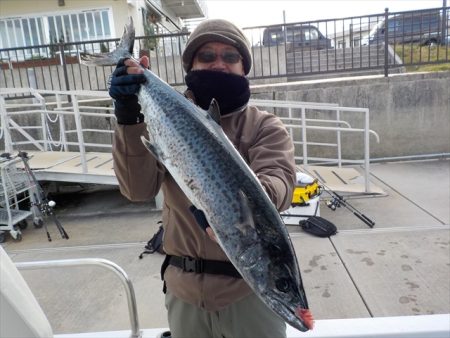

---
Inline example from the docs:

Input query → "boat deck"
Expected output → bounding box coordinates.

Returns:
[2,159,449,337]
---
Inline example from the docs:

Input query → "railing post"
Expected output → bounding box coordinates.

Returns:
[71,94,88,173]
[384,7,389,77]
[0,95,13,152]
[336,109,342,167]
[288,107,294,140]
[56,93,68,151]
[34,91,49,151]
[364,108,371,193]
[301,107,307,165]
[59,43,71,92]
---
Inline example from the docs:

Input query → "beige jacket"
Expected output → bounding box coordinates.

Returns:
[113,104,296,311]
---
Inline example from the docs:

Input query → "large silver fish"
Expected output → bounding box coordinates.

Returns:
[81,18,313,332]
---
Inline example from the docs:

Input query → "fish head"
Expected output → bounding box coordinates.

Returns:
[263,259,314,332]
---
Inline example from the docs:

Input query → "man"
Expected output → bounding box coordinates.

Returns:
[110,19,296,338]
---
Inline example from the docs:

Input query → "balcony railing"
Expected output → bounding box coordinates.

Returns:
[1,7,448,93]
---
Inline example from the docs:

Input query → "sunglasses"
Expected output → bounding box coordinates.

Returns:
[196,50,242,64]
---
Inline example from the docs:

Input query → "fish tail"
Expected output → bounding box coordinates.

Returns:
[80,17,135,66]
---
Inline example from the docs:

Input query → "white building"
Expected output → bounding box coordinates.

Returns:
[0,0,206,50]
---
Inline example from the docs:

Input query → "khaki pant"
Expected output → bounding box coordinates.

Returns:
[165,291,287,338]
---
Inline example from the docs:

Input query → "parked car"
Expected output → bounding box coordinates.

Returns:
[444,35,450,45]
[362,10,443,45]
[262,24,332,49]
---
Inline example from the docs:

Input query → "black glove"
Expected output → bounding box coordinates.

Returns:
[109,58,146,125]
[189,205,209,232]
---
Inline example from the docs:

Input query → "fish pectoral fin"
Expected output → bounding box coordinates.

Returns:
[207,99,221,125]
[237,190,256,231]
[140,135,163,161]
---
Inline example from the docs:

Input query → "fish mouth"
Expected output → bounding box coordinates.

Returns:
[271,296,314,332]
[294,307,314,331]
[286,305,314,332]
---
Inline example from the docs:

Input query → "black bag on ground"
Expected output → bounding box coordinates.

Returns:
[299,216,337,237]
[139,222,165,258]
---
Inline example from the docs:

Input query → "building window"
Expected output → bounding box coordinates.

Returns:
[0,8,112,53]
[47,10,111,44]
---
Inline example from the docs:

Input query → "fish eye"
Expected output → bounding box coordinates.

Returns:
[275,278,290,293]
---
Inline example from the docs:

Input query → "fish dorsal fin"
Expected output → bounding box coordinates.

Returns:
[207,99,221,125]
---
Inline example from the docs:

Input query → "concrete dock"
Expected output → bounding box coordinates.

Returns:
[2,159,449,335]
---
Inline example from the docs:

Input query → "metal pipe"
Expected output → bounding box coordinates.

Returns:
[15,258,142,338]
[364,108,370,193]
[336,109,342,168]
[71,94,88,173]
[0,96,13,152]
[384,8,389,77]
[301,107,307,165]
[55,94,68,151]
[370,153,450,163]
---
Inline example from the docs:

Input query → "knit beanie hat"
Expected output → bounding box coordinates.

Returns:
[182,19,252,75]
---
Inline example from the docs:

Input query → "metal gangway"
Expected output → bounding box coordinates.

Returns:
[0,88,117,185]
[0,88,379,193]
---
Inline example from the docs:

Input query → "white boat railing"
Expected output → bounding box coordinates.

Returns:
[52,314,450,338]
[12,256,450,338]
[15,258,142,338]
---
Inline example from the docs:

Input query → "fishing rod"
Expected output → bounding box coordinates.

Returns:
[320,182,375,228]
[5,151,69,241]
[17,151,69,240]
[299,167,375,228]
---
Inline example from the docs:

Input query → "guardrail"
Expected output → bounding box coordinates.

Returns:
[13,256,450,338]
[250,99,380,192]
[15,258,142,338]
[0,88,114,170]
[0,88,379,192]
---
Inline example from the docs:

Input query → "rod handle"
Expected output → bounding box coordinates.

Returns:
[355,212,375,228]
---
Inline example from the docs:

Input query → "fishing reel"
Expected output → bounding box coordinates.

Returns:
[33,199,56,216]
[326,197,341,211]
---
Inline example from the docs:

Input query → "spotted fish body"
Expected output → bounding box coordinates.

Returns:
[81,19,313,332]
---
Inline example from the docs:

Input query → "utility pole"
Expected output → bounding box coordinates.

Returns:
[442,0,448,45]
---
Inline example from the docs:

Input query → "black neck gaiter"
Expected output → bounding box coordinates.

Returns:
[185,70,251,115]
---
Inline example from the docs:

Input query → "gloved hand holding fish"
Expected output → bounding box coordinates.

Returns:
[108,57,147,124]
[81,18,314,332]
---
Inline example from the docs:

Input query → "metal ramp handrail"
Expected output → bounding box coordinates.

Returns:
[1,88,379,192]
[0,88,114,176]
[250,98,380,192]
